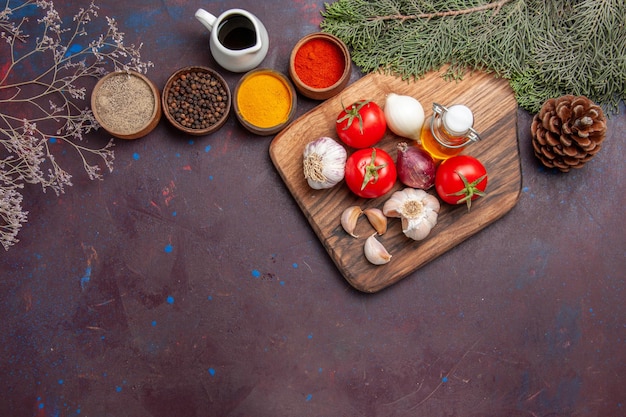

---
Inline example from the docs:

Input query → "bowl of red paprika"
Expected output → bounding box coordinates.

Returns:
[289,32,352,100]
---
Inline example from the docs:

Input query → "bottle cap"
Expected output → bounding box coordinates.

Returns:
[442,104,473,136]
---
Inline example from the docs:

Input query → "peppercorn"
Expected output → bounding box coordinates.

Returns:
[167,71,229,131]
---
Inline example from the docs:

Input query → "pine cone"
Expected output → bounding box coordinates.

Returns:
[530,95,606,172]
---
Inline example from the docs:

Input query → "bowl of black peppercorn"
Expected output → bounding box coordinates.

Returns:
[162,66,231,136]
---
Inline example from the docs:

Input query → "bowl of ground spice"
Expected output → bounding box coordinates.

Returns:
[91,71,162,140]
[233,68,297,136]
[162,66,231,136]
[289,32,351,100]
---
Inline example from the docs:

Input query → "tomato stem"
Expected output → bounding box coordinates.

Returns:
[337,99,371,134]
[448,172,487,211]
[360,148,388,190]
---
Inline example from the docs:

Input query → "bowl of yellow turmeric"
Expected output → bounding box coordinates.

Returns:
[233,68,297,136]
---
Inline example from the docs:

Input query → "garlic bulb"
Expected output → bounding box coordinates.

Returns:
[303,137,347,189]
[383,188,440,241]
[364,233,392,265]
[384,93,425,141]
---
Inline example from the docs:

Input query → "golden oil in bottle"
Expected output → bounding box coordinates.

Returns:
[420,103,481,161]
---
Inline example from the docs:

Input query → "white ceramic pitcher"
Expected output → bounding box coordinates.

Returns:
[195,8,269,73]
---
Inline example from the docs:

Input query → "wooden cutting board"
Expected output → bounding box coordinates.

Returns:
[270,70,521,293]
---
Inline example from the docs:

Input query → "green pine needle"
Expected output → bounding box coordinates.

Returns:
[320,0,626,115]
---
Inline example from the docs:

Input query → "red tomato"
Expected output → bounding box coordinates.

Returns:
[435,155,488,210]
[345,148,397,198]
[336,99,386,148]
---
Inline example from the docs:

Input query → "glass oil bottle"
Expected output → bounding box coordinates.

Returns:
[420,103,482,161]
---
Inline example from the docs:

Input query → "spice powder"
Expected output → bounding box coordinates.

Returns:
[95,74,155,134]
[294,38,345,89]
[237,73,292,129]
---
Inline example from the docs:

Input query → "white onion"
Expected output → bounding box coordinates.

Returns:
[384,93,425,140]
[396,142,436,189]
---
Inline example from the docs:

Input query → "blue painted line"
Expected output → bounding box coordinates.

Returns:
[80,266,92,290]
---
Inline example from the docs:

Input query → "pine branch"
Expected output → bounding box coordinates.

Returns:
[368,0,512,22]
[321,0,626,115]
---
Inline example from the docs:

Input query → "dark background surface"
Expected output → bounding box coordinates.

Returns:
[1,1,624,416]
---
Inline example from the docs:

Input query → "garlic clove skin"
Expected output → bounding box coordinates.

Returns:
[363,208,387,235]
[364,233,392,265]
[303,137,347,189]
[400,214,437,240]
[384,93,425,141]
[341,206,362,238]
[383,188,440,241]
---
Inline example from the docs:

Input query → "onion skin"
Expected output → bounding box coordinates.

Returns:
[396,142,436,190]
[384,93,425,140]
